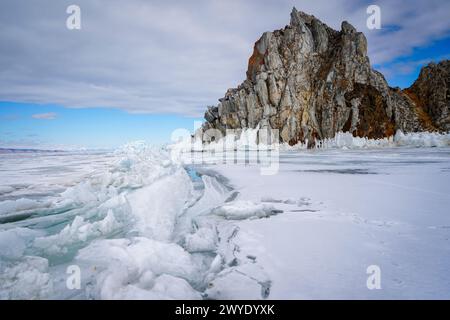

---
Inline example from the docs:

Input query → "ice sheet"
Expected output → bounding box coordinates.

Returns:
[1,141,450,299]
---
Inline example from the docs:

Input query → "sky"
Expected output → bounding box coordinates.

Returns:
[0,0,449,149]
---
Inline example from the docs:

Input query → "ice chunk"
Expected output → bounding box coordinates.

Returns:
[0,186,14,195]
[95,273,201,300]
[0,198,47,216]
[187,175,231,215]
[184,227,217,253]
[151,274,202,300]
[59,181,98,204]
[301,130,450,150]
[113,142,177,188]
[0,228,43,260]
[168,125,278,155]
[0,256,52,299]
[172,128,450,152]
[126,169,193,240]
[173,174,232,240]
[77,237,199,280]
[33,210,120,256]
[315,132,394,149]
[394,130,450,147]
[211,201,278,220]
[75,237,201,299]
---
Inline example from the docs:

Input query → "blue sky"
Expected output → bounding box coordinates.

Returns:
[0,0,449,149]
[374,36,450,88]
[0,102,202,149]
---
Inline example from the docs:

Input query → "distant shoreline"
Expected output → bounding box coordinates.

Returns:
[0,148,64,154]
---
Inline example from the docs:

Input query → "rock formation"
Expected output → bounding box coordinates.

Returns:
[202,8,449,146]
[404,60,450,132]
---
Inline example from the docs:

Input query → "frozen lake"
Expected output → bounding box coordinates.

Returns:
[1,145,449,299]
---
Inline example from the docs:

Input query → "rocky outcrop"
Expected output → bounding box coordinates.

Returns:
[202,8,449,146]
[404,60,450,132]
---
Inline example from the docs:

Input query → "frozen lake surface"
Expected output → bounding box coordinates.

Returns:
[1,145,449,299]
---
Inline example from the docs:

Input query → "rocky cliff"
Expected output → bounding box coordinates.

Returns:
[202,8,450,146]
[405,60,450,132]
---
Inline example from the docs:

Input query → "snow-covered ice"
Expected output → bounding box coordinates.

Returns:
[201,147,450,299]
[1,137,450,299]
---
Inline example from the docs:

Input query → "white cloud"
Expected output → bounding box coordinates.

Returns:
[31,112,57,120]
[0,0,449,117]
[377,54,450,80]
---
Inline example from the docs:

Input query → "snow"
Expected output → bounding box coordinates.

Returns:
[211,201,278,220]
[204,147,450,299]
[205,264,270,300]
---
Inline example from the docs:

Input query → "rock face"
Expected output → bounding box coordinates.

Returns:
[405,60,450,132]
[202,8,450,146]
